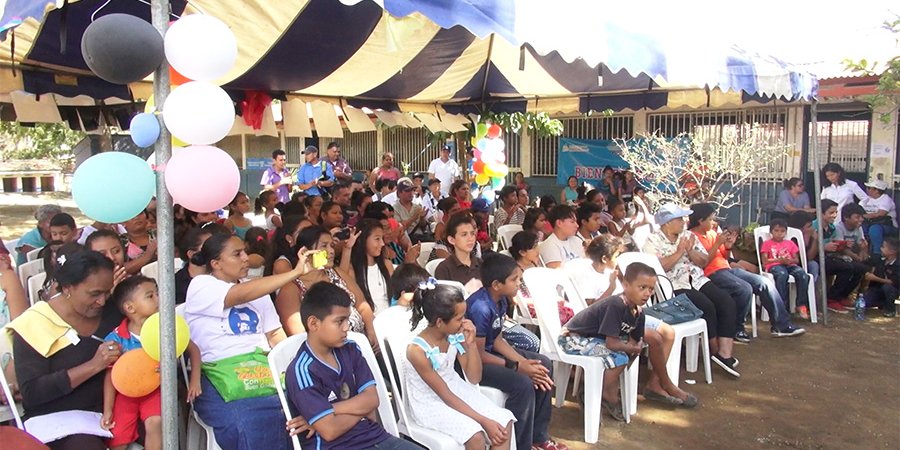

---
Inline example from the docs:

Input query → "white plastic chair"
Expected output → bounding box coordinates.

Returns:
[0,346,24,429]
[616,252,713,386]
[176,304,223,450]
[4,239,18,267]
[17,260,44,295]
[141,259,186,282]
[753,226,818,324]
[522,267,638,443]
[25,247,41,262]
[268,332,399,450]
[416,242,435,268]
[27,272,47,306]
[425,258,444,276]
[496,224,523,250]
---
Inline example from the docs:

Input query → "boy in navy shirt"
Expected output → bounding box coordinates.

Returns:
[285,282,419,450]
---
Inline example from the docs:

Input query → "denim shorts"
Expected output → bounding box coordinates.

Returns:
[558,334,630,368]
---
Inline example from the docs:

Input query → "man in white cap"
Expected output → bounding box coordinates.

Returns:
[860,179,897,258]
[428,144,460,197]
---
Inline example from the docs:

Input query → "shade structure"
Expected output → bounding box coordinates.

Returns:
[1,0,817,116]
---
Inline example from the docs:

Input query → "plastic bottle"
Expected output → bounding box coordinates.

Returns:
[854,296,865,321]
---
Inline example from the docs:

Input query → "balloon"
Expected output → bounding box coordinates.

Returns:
[165,145,239,212]
[163,81,234,145]
[475,123,488,139]
[481,187,495,202]
[476,138,489,153]
[165,14,237,82]
[111,349,160,397]
[493,164,510,177]
[496,152,506,163]
[81,14,164,84]
[473,148,482,160]
[170,65,191,86]
[144,95,188,147]
[473,160,485,174]
[486,138,506,155]
[140,312,191,361]
[73,152,156,224]
[487,124,502,139]
[475,173,490,185]
[130,113,160,148]
[491,176,505,186]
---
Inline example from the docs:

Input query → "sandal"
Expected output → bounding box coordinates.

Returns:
[644,390,684,406]
[601,399,625,422]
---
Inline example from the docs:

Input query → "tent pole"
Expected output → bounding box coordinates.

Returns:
[809,99,828,325]
[150,1,178,449]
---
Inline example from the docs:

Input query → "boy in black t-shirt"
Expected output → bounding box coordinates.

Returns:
[560,262,697,421]
[863,237,899,317]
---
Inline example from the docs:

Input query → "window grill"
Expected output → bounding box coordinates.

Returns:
[807,119,869,173]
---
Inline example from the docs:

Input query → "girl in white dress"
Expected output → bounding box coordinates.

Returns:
[405,280,516,449]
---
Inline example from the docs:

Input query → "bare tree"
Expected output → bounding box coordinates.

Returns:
[617,124,790,210]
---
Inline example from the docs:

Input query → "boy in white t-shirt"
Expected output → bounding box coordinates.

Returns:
[538,205,585,268]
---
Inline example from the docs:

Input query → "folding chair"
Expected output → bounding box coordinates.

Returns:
[616,252,713,386]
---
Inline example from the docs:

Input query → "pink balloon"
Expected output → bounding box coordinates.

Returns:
[165,145,239,212]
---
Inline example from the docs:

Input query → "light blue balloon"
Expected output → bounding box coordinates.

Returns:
[130,112,160,148]
[72,152,156,223]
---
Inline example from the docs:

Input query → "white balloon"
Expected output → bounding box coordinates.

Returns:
[163,82,234,145]
[164,14,237,82]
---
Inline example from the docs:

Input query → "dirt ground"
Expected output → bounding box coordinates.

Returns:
[2,193,898,449]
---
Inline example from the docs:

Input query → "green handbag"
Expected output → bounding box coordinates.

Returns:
[201,348,277,402]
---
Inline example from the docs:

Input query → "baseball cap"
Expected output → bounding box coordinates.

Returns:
[864,179,888,191]
[471,197,491,213]
[303,145,319,154]
[654,203,692,226]
[441,144,451,152]
[397,179,414,192]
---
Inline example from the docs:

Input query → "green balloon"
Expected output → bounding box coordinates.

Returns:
[476,123,489,139]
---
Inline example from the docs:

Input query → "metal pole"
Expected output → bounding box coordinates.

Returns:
[150,1,178,449]
[810,100,828,325]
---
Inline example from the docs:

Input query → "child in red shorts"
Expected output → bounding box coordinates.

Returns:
[100,276,202,450]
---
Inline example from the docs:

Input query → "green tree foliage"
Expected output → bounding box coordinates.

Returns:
[0,122,85,164]
[843,17,900,124]
[480,111,563,137]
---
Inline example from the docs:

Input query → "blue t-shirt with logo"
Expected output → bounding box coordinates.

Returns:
[466,287,508,353]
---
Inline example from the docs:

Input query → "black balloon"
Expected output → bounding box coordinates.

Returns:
[81,14,164,85]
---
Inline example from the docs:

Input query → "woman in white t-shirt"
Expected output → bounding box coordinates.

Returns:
[860,179,897,257]
[346,219,395,315]
[184,233,311,450]
[820,163,866,222]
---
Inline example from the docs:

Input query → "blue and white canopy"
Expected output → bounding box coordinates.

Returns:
[1,0,817,114]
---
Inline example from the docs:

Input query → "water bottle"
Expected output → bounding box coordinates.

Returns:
[854,296,865,321]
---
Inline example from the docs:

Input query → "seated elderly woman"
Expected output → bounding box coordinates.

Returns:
[184,233,311,450]
[643,204,740,378]
[7,250,123,450]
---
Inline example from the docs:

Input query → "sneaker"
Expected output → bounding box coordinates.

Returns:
[840,298,855,309]
[533,439,569,450]
[711,354,741,378]
[796,305,810,320]
[730,356,740,368]
[734,330,751,344]
[771,325,806,337]
[827,301,849,314]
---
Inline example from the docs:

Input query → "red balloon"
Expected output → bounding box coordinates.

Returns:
[169,66,191,86]
[473,160,485,174]
[487,124,502,139]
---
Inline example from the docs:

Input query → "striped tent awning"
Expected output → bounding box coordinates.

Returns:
[0,0,818,119]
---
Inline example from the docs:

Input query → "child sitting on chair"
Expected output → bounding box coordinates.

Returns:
[863,237,899,318]
[560,263,697,423]
[285,282,418,450]
[759,218,811,319]
[405,280,516,449]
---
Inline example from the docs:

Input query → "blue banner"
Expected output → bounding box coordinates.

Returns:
[557,138,628,185]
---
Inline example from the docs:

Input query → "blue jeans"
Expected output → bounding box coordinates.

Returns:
[863,223,896,257]
[807,260,820,281]
[709,268,792,331]
[368,436,424,449]
[768,264,810,308]
[193,376,292,450]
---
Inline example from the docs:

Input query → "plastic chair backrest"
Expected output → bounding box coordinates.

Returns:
[0,339,24,429]
[754,225,807,272]
[373,307,417,436]
[497,224,523,250]
[4,239,18,266]
[26,247,41,262]
[616,252,674,300]
[141,261,159,280]
[17,260,44,293]
[498,249,512,257]
[521,268,566,353]
[416,242,435,268]
[425,258,444,277]
[27,272,47,306]
[753,226,770,273]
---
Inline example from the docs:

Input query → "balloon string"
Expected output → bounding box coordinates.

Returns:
[90,0,113,22]
[91,0,184,22]
[151,163,167,173]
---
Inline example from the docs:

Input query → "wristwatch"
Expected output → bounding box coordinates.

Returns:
[504,359,519,371]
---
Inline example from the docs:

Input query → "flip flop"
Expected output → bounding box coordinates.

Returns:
[679,393,699,408]
[601,399,625,422]
[644,390,684,406]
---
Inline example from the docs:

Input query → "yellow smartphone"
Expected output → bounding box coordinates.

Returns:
[311,250,328,269]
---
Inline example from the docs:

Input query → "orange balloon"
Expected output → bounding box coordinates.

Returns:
[169,66,191,86]
[111,349,160,397]
[473,160,485,174]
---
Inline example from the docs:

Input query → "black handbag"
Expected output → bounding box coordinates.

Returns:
[643,293,703,324]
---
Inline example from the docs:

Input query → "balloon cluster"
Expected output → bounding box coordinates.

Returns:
[470,123,508,203]
[109,313,191,397]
